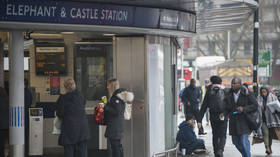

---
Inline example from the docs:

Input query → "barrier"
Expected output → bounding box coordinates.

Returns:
[152,143,179,157]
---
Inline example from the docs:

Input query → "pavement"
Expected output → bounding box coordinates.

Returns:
[176,111,280,157]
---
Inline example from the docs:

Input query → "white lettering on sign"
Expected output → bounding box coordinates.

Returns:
[6,4,56,17]
[101,9,128,22]
[70,8,98,19]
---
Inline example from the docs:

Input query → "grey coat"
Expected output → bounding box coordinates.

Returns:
[225,86,258,136]
[56,90,90,145]
[258,93,280,128]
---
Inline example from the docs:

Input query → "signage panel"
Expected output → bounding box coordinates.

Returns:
[35,46,67,76]
[0,0,196,32]
[258,50,271,77]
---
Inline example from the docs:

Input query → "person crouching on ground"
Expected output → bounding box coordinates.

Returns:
[176,114,208,155]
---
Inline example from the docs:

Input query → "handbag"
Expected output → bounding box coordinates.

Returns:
[245,106,262,131]
[124,103,132,120]
[267,100,280,113]
[94,105,105,125]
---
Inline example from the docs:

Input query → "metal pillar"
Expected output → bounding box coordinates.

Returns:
[9,31,25,157]
[227,31,231,60]
[253,0,259,97]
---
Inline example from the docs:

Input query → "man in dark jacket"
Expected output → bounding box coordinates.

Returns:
[198,76,227,157]
[176,115,207,155]
[181,79,206,135]
[0,87,9,157]
[221,77,258,157]
[56,78,90,157]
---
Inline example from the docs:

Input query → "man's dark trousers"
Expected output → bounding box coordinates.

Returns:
[211,120,227,157]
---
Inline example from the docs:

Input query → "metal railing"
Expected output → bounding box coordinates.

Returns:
[152,143,179,157]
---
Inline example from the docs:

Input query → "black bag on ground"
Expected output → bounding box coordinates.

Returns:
[245,106,262,131]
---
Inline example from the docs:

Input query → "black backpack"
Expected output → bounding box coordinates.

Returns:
[207,86,225,116]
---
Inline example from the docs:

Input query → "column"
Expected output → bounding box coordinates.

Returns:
[9,31,24,157]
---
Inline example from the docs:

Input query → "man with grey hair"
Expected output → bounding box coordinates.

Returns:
[221,77,258,157]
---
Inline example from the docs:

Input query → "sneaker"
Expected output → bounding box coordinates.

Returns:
[193,149,210,154]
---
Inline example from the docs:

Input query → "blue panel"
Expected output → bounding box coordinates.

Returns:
[133,7,160,28]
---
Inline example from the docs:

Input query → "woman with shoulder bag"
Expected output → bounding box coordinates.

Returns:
[102,78,133,157]
[257,86,280,155]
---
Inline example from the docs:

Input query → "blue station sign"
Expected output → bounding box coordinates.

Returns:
[0,0,196,32]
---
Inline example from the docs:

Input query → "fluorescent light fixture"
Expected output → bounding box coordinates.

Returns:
[103,33,115,36]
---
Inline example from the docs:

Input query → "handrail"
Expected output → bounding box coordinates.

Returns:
[152,143,179,157]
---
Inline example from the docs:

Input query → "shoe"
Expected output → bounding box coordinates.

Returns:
[265,146,272,155]
[194,149,210,154]
[198,132,207,135]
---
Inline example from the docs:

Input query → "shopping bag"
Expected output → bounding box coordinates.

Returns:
[245,106,262,131]
[52,113,61,135]
[94,105,105,125]
[124,103,132,120]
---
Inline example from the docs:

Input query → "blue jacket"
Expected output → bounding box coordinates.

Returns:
[182,85,202,110]
[176,121,197,154]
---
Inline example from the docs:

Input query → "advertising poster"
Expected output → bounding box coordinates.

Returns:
[50,76,60,95]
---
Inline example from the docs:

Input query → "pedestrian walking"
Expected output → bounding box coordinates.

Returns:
[221,77,258,157]
[198,76,227,157]
[24,79,33,157]
[181,79,206,135]
[253,86,280,155]
[56,78,90,157]
[0,87,9,157]
[103,78,134,157]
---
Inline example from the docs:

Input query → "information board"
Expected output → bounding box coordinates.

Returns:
[35,46,67,75]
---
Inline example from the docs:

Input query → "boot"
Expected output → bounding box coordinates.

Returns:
[265,146,272,155]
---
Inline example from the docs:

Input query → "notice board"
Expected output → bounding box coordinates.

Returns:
[35,45,67,75]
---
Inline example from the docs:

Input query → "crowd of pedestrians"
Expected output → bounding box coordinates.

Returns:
[177,76,280,157]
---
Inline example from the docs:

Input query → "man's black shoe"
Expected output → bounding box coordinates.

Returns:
[198,132,207,135]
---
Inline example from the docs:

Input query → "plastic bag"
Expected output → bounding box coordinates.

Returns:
[52,114,61,135]
[94,105,105,125]
[124,103,132,120]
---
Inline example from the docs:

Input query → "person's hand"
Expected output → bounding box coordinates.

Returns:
[187,102,191,106]
[237,106,244,113]
[219,113,224,120]
[197,123,202,129]
[197,99,201,103]
[99,103,105,108]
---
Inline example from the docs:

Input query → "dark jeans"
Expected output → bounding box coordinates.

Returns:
[64,140,88,157]
[0,130,8,157]
[184,106,204,133]
[109,138,123,157]
[211,120,227,157]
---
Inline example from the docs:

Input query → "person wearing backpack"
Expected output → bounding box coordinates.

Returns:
[198,76,227,157]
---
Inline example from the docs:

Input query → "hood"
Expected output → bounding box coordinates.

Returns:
[211,84,225,90]
[260,86,270,98]
[178,121,190,130]
[116,90,134,103]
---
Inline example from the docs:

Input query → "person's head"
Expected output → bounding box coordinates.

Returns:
[190,79,196,87]
[24,79,28,88]
[210,75,222,85]
[204,79,210,86]
[107,78,120,96]
[185,114,196,128]
[231,77,242,92]
[63,78,76,93]
[260,87,269,97]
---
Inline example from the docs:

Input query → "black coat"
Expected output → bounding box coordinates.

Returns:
[56,90,90,145]
[224,86,258,136]
[104,89,127,139]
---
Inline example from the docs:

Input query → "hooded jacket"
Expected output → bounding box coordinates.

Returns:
[104,88,134,139]
[176,121,199,154]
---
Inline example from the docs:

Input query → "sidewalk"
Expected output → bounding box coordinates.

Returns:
[176,111,280,157]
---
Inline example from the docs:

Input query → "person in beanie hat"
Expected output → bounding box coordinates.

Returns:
[176,115,208,155]
[198,75,227,157]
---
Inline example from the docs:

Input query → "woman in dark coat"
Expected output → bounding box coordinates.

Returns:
[103,78,133,157]
[0,87,9,157]
[56,78,90,157]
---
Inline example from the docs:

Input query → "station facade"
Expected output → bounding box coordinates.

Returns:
[0,0,258,157]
